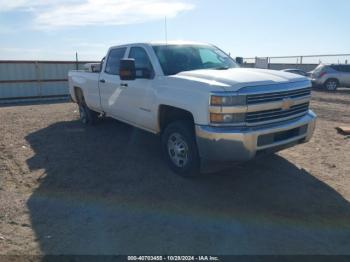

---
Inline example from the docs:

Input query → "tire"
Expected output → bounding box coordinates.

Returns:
[161,120,200,177]
[78,103,99,125]
[324,79,339,91]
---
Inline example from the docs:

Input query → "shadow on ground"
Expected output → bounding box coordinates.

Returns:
[25,118,350,255]
[0,97,69,108]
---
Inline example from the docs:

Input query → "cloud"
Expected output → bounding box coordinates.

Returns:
[0,0,32,11]
[0,0,79,12]
[0,0,194,29]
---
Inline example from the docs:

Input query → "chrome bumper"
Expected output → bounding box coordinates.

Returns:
[195,110,316,162]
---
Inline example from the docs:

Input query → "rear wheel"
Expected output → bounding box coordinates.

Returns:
[324,79,338,91]
[78,103,99,125]
[161,121,200,177]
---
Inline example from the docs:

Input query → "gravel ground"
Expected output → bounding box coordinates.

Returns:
[0,89,350,255]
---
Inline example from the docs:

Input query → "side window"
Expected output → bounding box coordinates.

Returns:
[323,66,331,73]
[128,47,154,78]
[339,65,350,73]
[105,47,126,75]
[331,65,346,72]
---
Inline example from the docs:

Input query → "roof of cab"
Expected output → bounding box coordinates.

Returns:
[149,40,212,46]
[109,41,212,49]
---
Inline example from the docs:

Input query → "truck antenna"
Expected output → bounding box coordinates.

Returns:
[75,51,79,70]
[165,16,168,45]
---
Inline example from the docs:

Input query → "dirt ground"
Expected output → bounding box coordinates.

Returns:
[0,89,350,255]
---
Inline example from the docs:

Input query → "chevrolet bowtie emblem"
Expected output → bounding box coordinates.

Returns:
[281,98,294,110]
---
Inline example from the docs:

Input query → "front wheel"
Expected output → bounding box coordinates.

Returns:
[324,79,338,91]
[161,121,200,177]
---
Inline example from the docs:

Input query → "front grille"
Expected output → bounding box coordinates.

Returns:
[247,87,311,105]
[246,102,309,124]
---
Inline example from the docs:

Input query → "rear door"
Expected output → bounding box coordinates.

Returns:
[342,65,350,86]
[331,65,348,86]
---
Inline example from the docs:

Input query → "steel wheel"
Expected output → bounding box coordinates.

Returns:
[167,133,189,168]
[161,120,200,177]
[325,79,338,91]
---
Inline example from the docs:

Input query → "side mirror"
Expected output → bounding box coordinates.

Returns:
[235,57,243,65]
[119,59,136,80]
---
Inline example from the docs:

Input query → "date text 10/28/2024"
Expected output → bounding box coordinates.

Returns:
[127,256,220,261]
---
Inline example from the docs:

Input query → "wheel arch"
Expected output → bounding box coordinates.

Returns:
[158,105,195,133]
[73,86,85,104]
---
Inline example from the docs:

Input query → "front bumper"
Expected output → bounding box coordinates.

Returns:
[195,110,316,162]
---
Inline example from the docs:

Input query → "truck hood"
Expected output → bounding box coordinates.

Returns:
[174,68,308,91]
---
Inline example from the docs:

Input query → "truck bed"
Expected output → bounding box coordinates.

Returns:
[68,70,101,111]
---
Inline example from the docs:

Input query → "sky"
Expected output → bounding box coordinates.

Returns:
[0,0,350,62]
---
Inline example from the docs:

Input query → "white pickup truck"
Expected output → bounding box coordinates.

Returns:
[68,41,316,176]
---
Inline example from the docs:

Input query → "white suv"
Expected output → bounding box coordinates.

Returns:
[311,64,350,91]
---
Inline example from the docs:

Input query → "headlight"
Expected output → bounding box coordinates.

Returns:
[209,93,246,124]
[210,94,246,106]
[210,113,245,124]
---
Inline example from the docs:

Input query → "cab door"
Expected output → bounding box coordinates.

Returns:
[122,46,157,131]
[99,47,132,120]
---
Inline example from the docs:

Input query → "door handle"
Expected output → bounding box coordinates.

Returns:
[99,79,106,83]
[121,83,128,87]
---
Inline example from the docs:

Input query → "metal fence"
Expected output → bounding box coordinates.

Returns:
[243,54,350,71]
[1,54,349,104]
[0,60,97,104]
[241,62,319,72]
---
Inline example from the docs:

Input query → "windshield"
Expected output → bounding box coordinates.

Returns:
[312,64,325,75]
[152,45,238,76]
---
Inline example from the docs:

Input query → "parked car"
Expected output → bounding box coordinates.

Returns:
[281,69,309,77]
[311,64,350,91]
[68,41,316,176]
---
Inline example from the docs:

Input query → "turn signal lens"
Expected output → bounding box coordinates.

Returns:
[210,113,226,123]
[210,113,245,124]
